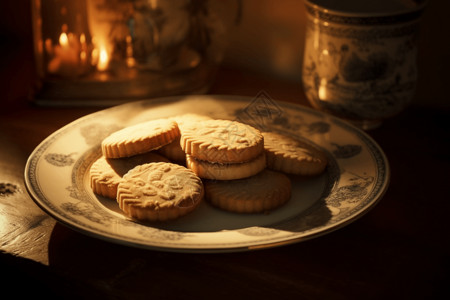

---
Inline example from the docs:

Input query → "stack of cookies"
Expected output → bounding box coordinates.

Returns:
[181,119,266,180]
[157,113,212,164]
[90,117,204,222]
[89,114,328,222]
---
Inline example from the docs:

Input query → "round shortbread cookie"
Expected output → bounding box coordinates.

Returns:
[101,119,180,158]
[262,131,328,176]
[180,119,264,163]
[117,162,204,222]
[89,152,170,199]
[186,153,266,180]
[204,170,291,214]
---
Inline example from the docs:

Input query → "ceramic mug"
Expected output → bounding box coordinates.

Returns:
[302,0,427,129]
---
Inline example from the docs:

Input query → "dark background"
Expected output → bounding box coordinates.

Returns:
[1,0,449,109]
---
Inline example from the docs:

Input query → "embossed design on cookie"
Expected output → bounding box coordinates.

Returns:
[217,122,255,147]
[124,164,197,205]
[181,119,264,163]
[117,162,204,222]
[263,131,328,176]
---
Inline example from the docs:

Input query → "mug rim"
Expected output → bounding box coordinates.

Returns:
[304,0,427,25]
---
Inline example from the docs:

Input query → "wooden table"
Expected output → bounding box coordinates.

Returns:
[1,54,449,299]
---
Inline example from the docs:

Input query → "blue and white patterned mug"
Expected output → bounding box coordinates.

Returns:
[302,0,427,130]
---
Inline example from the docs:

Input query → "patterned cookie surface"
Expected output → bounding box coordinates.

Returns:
[101,119,180,158]
[204,170,291,214]
[181,119,264,163]
[89,152,169,199]
[263,131,328,176]
[117,162,204,222]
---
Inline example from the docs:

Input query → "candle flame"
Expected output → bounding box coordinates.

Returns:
[318,78,328,100]
[59,32,69,47]
[97,47,109,71]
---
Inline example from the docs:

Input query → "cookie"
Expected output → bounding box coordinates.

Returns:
[101,118,180,158]
[186,153,266,180]
[89,152,170,199]
[262,131,328,176]
[158,114,212,163]
[117,162,204,222]
[172,113,212,132]
[157,136,186,163]
[204,170,291,214]
[180,119,264,163]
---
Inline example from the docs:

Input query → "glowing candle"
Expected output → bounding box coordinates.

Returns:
[47,26,83,77]
[79,33,87,64]
[97,46,109,71]
[56,32,79,70]
[59,32,69,47]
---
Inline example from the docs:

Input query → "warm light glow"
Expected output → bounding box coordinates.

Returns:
[313,18,320,49]
[318,78,328,100]
[126,35,136,67]
[79,33,87,63]
[49,31,80,76]
[44,38,52,54]
[150,0,158,9]
[61,23,68,33]
[126,35,133,56]
[100,49,108,64]
[97,47,109,71]
[59,32,69,47]
[80,51,87,61]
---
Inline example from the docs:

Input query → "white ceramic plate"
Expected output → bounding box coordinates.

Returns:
[25,95,389,252]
